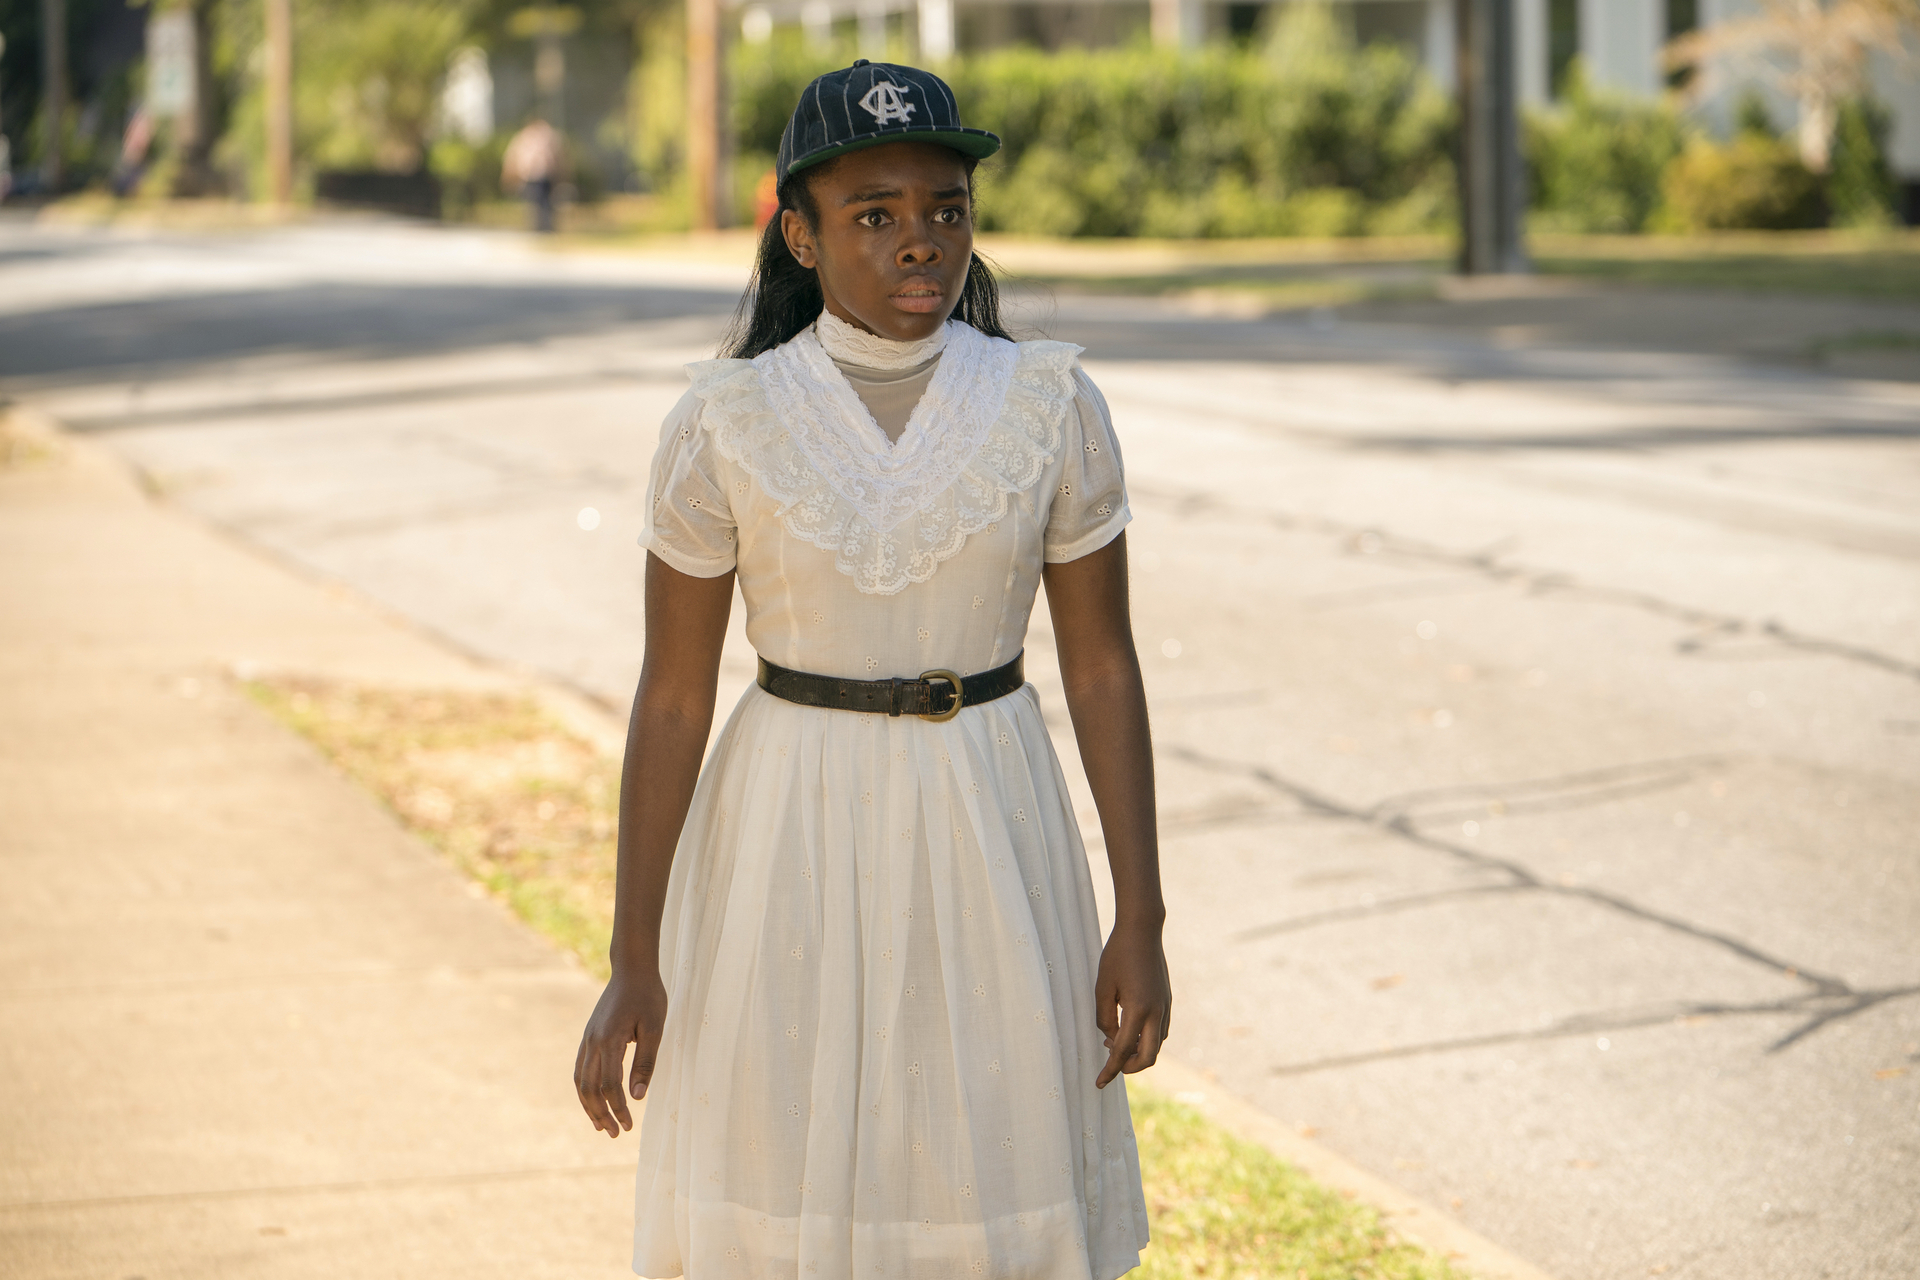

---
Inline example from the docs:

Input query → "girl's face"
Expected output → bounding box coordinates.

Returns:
[781,142,974,343]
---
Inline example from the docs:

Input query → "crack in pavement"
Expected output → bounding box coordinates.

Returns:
[1130,480,1920,684]
[1159,742,1914,1062]
[1264,983,1920,1076]
[1179,742,1836,988]
[1157,765,1702,839]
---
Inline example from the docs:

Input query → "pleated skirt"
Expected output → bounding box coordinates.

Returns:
[632,681,1149,1280]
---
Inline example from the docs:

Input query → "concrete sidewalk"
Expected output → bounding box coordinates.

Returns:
[0,416,637,1278]
[0,416,1562,1280]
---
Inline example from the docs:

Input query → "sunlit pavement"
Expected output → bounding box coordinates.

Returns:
[4,217,1918,1280]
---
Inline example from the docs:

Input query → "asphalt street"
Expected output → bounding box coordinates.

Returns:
[4,216,1917,1280]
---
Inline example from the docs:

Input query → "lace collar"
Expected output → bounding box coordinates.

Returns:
[814,308,950,370]
[685,324,1085,595]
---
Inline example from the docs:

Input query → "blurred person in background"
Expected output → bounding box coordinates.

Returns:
[501,116,564,233]
[111,110,155,199]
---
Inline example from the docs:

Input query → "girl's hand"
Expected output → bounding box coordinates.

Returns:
[1094,922,1172,1088]
[573,964,668,1138]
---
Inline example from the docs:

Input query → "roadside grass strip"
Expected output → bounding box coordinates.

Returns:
[249,678,620,977]
[249,677,1469,1280]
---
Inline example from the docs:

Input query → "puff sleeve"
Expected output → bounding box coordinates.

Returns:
[1043,368,1132,563]
[642,389,738,577]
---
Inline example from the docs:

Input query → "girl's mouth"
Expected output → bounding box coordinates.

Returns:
[891,282,947,314]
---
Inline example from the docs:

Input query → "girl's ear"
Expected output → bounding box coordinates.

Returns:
[781,209,818,270]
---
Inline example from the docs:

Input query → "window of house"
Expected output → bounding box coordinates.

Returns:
[1353,1,1426,50]
[1549,0,1580,98]
[1227,2,1262,44]
[1666,0,1699,88]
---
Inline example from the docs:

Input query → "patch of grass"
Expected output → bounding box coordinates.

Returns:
[1023,273,1444,314]
[985,229,1920,304]
[251,677,1469,1280]
[0,407,67,470]
[1132,1090,1464,1280]
[1807,329,1920,357]
[1531,231,1920,301]
[247,678,620,977]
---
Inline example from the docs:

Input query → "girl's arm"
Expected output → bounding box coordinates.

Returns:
[1042,531,1172,1088]
[574,553,734,1137]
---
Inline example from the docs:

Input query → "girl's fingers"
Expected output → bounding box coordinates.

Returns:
[631,1016,662,1099]
[1095,1036,1129,1089]
[600,1046,634,1134]
[574,1040,613,1134]
[1096,1002,1151,1089]
[1128,1004,1166,1075]
[1094,980,1120,1038]
[630,1046,656,1100]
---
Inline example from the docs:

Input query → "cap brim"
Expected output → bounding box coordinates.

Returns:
[786,127,1002,178]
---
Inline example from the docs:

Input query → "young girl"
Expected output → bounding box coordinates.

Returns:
[575,60,1170,1280]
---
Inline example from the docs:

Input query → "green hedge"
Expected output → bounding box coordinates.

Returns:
[721,38,1896,239]
[1828,97,1902,229]
[730,11,1455,238]
[1525,65,1686,233]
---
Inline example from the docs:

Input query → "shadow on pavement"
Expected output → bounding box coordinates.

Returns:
[0,281,741,385]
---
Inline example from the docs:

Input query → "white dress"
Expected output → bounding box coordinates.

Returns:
[634,312,1150,1280]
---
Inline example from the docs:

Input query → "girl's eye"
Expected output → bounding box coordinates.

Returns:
[934,207,964,224]
[857,210,887,228]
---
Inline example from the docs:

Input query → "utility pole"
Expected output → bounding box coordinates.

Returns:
[265,0,293,205]
[39,0,67,192]
[1456,0,1526,275]
[686,0,721,230]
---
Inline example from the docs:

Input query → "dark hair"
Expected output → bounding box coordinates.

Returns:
[719,156,1011,360]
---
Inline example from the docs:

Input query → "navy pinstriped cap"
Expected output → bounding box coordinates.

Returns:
[776,60,1000,182]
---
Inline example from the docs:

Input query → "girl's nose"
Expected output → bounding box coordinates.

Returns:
[897,222,941,268]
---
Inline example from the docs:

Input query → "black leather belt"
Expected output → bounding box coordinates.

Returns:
[756,652,1024,723]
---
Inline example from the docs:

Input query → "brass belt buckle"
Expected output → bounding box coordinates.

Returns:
[918,669,964,723]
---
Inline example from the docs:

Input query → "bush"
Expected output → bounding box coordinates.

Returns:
[724,8,1455,240]
[1659,133,1824,231]
[302,1,469,173]
[948,12,1454,238]
[216,0,467,199]
[430,133,507,217]
[1827,96,1899,229]
[1526,62,1688,233]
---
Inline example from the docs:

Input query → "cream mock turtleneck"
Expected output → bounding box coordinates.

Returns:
[815,308,951,370]
[813,310,949,444]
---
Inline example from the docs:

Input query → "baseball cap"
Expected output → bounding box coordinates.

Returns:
[776,60,1001,182]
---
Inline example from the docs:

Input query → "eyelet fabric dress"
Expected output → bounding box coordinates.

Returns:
[634,313,1149,1280]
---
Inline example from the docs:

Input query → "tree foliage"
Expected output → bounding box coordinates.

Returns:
[1526,62,1689,233]
[1665,0,1919,172]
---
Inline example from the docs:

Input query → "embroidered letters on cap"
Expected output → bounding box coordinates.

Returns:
[859,80,916,126]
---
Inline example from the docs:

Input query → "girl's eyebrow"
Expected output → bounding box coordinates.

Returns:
[840,184,971,206]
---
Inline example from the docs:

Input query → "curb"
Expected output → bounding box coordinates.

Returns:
[1133,1055,1557,1280]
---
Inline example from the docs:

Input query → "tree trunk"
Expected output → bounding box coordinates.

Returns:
[39,0,66,190]
[265,0,293,205]
[687,0,721,230]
